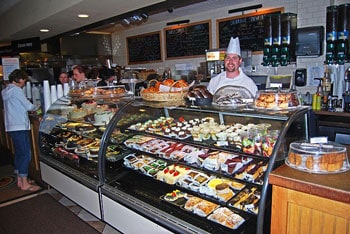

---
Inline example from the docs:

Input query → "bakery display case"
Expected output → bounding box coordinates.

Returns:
[38,90,315,233]
[97,100,315,234]
[39,90,132,219]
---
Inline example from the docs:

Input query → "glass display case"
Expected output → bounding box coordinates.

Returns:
[39,89,132,218]
[39,95,315,233]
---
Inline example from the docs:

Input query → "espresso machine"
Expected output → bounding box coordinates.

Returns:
[343,67,350,112]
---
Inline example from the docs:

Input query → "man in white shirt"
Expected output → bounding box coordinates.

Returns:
[207,37,258,97]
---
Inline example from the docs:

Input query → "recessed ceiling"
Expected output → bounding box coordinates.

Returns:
[0,0,250,47]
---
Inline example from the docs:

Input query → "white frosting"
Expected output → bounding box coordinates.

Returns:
[94,111,113,125]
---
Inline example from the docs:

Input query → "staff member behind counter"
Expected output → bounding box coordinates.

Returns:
[97,68,116,86]
[207,37,258,97]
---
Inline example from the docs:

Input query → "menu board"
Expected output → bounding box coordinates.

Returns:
[217,8,283,51]
[165,20,211,59]
[127,31,162,64]
[1,57,20,81]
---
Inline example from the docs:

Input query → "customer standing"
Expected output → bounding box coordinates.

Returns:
[1,69,41,191]
[207,37,258,97]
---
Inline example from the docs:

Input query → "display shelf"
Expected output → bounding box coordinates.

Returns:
[98,100,314,234]
[39,96,315,234]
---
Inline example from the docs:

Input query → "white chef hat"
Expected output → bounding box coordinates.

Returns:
[226,37,241,56]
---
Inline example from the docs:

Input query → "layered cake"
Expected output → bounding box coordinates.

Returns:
[229,187,260,214]
[156,164,190,184]
[68,108,87,120]
[201,177,235,202]
[94,110,113,125]
[81,100,97,113]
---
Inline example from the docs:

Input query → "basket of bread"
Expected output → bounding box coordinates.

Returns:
[140,79,190,102]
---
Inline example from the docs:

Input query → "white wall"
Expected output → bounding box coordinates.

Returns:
[111,0,350,94]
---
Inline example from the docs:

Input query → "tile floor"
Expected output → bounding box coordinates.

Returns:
[1,188,122,234]
[46,188,122,234]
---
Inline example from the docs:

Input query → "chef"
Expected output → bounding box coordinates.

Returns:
[207,37,258,97]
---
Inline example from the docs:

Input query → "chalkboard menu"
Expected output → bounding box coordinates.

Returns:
[217,8,283,51]
[127,31,162,64]
[165,20,211,59]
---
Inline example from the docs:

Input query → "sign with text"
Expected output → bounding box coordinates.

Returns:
[11,37,41,53]
[217,8,283,51]
[127,31,162,64]
[165,20,211,59]
[2,57,20,81]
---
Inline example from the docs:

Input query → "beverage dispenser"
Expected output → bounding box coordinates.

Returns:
[280,13,297,66]
[262,14,273,66]
[337,3,350,65]
[271,14,281,67]
[205,49,226,80]
[326,5,338,65]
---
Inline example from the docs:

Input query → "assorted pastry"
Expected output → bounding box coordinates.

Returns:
[128,116,278,158]
[286,141,349,173]
[69,86,127,98]
[123,135,267,185]
[228,187,260,215]
[254,90,300,109]
[207,207,245,230]
[162,190,245,230]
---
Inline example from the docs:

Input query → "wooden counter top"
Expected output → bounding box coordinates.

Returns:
[269,164,350,204]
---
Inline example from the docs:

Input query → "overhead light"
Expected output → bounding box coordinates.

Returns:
[122,13,149,26]
[122,18,130,26]
[86,31,111,35]
[228,4,263,14]
[40,29,49,32]
[166,19,190,26]
[140,13,148,20]
[77,14,89,18]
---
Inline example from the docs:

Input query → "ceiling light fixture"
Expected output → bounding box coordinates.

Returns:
[166,19,190,26]
[77,14,89,18]
[40,29,49,32]
[228,4,263,14]
[122,12,149,27]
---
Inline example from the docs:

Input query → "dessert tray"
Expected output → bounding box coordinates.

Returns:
[160,190,246,230]
[212,86,254,107]
[254,89,300,110]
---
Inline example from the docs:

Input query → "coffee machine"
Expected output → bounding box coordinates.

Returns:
[343,67,350,112]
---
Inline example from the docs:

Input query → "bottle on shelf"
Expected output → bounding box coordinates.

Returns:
[322,67,332,110]
[312,78,322,111]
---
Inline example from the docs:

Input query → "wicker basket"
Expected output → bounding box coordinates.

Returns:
[140,80,188,102]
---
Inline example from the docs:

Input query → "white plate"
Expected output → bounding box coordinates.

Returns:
[93,122,108,126]
[74,148,88,155]
[87,152,99,158]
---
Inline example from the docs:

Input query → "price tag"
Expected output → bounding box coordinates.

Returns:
[310,137,328,144]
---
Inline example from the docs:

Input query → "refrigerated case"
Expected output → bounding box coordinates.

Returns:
[39,90,132,219]
[39,96,315,234]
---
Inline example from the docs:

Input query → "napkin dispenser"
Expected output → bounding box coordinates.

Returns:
[295,26,324,56]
